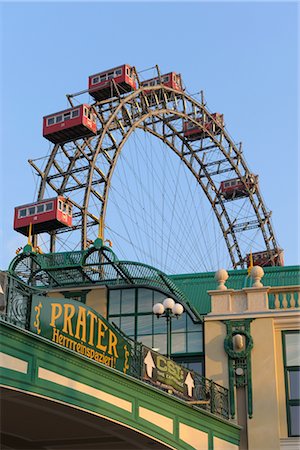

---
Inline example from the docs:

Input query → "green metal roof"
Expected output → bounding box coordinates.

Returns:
[8,244,299,317]
[169,265,300,315]
[8,247,192,310]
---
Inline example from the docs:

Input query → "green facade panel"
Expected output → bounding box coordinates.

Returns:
[0,321,240,450]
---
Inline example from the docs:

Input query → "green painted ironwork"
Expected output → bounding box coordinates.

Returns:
[8,247,192,310]
[224,319,253,419]
[0,320,240,449]
[1,302,229,420]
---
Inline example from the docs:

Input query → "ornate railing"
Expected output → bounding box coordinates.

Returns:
[113,324,229,419]
[268,286,300,310]
[8,248,192,308]
[2,277,229,420]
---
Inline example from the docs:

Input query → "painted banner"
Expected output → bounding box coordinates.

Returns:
[142,348,196,399]
[30,295,131,374]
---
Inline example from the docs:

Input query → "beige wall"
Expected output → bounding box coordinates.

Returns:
[47,286,107,318]
[247,318,281,450]
[205,321,228,388]
[205,314,300,450]
[85,287,107,317]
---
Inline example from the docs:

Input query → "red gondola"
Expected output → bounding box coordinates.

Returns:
[88,64,137,101]
[43,104,97,144]
[220,176,257,200]
[14,197,72,236]
[140,72,183,93]
[183,113,224,141]
[246,250,284,267]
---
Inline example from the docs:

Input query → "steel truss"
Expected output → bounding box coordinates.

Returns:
[30,68,280,269]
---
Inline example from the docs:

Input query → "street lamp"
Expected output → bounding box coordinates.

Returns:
[152,298,184,358]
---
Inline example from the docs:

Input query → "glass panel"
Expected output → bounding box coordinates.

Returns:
[137,335,153,348]
[137,288,153,312]
[137,315,152,336]
[153,317,167,334]
[285,334,300,366]
[45,202,53,211]
[290,405,300,436]
[92,76,99,84]
[187,361,203,375]
[72,109,79,118]
[28,207,35,215]
[19,209,27,217]
[109,316,120,329]
[63,204,67,213]
[116,69,122,76]
[288,370,300,400]
[56,115,62,123]
[121,289,135,314]
[37,204,44,213]
[68,206,72,216]
[187,332,203,352]
[120,316,135,336]
[172,333,186,354]
[64,112,71,121]
[176,359,202,374]
[47,117,55,125]
[153,334,167,355]
[154,291,165,304]
[171,314,186,332]
[187,316,202,332]
[109,290,121,315]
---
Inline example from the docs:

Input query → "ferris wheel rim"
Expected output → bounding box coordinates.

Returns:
[33,80,280,270]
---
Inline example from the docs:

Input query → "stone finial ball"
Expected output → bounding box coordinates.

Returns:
[215,269,229,290]
[250,265,264,287]
[215,269,229,283]
[250,265,264,279]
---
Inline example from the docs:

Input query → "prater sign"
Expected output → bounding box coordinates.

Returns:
[143,348,196,400]
[30,295,131,374]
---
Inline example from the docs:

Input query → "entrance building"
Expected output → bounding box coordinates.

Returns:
[0,244,299,449]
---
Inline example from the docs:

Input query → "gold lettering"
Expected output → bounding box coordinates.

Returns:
[157,355,167,371]
[52,328,60,343]
[87,310,97,346]
[75,306,87,342]
[96,319,108,352]
[62,304,75,336]
[168,361,178,378]
[50,303,63,327]
[108,330,118,357]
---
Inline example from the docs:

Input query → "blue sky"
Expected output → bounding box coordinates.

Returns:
[0,1,298,271]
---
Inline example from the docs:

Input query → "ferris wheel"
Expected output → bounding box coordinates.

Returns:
[15,64,282,274]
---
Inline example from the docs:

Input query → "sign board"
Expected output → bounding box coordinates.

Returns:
[142,348,196,399]
[30,295,131,374]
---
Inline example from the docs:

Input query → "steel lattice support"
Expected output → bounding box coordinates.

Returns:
[30,70,280,269]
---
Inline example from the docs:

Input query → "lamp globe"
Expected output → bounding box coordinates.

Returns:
[163,298,175,310]
[172,303,184,316]
[153,303,164,316]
